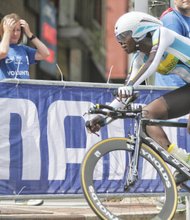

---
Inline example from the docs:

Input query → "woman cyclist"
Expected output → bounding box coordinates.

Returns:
[87,11,190,183]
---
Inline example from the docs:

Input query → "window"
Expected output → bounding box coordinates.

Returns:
[93,0,102,26]
[75,0,92,27]
[149,0,170,17]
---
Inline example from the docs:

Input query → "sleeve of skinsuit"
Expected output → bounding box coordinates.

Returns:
[127,27,176,88]
[108,52,147,110]
[125,51,147,84]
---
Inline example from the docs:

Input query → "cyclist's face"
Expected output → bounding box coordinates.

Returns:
[118,34,137,54]
[175,0,190,12]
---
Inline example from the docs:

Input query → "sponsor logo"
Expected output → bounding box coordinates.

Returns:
[141,148,171,188]
[94,150,101,158]
[89,185,119,220]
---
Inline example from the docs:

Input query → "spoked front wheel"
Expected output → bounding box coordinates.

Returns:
[81,137,178,220]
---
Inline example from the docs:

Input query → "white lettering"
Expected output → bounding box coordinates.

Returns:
[141,149,171,188]
[7,71,29,77]
[0,97,187,187]
[0,98,40,180]
[89,185,119,220]
[94,151,101,158]
[47,100,92,180]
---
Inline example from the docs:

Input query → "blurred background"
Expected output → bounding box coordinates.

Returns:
[0,0,172,83]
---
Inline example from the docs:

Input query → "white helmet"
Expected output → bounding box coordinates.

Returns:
[115,11,162,42]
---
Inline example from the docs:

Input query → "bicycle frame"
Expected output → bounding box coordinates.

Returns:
[126,115,190,190]
[81,92,190,220]
[87,94,190,190]
[82,93,188,219]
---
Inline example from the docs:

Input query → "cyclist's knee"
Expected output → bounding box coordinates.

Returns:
[143,97,168,119]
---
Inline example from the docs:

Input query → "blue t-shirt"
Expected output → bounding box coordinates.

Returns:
[0,44,36,79]
[155,10,190,87]
[162,10,190,37]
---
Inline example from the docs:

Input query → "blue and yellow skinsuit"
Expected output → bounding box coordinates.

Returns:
[110,26,190,118]
[155,8,190,86]
[127,27,190,87]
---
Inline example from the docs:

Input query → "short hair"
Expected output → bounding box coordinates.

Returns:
[0,13,24,44]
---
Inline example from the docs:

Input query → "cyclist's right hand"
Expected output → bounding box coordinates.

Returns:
[118,85,133,99]
[85,115,105,133]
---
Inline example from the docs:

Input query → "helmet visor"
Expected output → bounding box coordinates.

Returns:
[116,30,132,43]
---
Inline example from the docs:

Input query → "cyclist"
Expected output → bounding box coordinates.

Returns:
[87,11,190,183]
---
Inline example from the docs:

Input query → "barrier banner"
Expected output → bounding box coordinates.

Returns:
[0,81,188,195]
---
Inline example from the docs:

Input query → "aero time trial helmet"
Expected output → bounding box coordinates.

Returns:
[115,11,162,42]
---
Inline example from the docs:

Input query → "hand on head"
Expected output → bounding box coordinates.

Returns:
[19,19,31,37]
[3,18,17,33]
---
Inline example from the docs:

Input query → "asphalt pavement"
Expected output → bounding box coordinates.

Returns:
[0,197,186,220]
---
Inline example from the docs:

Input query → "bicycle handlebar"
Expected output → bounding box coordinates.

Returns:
[88,92,142,119]
[89,107,142,118]
[86,90,188,130]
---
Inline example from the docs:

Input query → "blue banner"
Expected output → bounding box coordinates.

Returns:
[0,81,188,195]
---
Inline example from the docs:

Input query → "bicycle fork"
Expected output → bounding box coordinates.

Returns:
[125,114,142,190]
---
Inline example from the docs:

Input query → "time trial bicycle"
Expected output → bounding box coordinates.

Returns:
[81,92,190,220]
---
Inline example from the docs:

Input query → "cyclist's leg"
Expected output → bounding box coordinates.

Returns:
[143,84,190,149]
[163,83,190,118]
[143,96,170,149]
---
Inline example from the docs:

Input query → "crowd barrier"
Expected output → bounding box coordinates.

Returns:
[0,79,188,196]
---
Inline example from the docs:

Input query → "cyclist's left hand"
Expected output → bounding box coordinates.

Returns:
[85,115,105,134]
[118,85,133,99]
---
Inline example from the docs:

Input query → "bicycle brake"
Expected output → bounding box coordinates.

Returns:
[124,176,138,191]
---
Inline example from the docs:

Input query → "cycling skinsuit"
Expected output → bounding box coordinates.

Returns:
[127,26,190,119]
[155,9,190,86]
[128,27,190,86]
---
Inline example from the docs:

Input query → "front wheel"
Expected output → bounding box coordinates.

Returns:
[81,137,177,220]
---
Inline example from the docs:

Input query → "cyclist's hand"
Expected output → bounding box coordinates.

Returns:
[85,115,105,133]
[187,114,190,134]
[118,85,133,100]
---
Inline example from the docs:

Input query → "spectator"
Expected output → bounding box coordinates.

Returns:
[0,13,49,79]
[154,0,190,87]
[154,0,190,210]
[0,13,49,206]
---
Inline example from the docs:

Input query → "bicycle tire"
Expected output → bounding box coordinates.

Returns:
[81,137,178,220]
